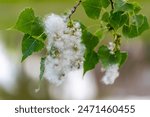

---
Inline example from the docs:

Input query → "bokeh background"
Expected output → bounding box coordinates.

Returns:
[0,0,150,100]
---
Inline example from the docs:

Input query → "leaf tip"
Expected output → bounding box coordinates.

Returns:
[83,71,86,77]
[21,56,26,62]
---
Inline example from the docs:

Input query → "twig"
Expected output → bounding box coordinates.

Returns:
[109,0,114,10]
[67,0,82,19]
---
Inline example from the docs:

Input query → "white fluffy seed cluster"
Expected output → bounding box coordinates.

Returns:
[108,42,115,54]
[43,14,85,85]
[101,64,119,85]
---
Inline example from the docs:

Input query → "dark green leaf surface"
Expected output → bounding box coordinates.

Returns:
[101,0,110,8]
[15,8,34,32]
[119,52,128,67]
[82,0,102,19]
[80,22,99,75]
[82,0,110,19]
[81,23,99,50]
[109,11,129,30]
[83,50,99,75]
[98,45,128,68]
[15,8,44,36]
[123,15,149,38]
[22,34,44,61]
[82,30,99,50]
[98,45,113,68]
[15,8,47,61]
[102,12,109,22]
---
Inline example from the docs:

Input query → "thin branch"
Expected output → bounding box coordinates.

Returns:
[67,0,82,19]
[109,0,114,10]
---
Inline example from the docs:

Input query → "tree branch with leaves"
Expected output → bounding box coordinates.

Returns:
[14,0,149,87]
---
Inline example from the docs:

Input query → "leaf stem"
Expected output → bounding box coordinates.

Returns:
[67,0,82,19]
[109,0,114,10]
[113,33,121,52]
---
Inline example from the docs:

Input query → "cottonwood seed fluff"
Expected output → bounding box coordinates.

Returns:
[101,64,119,85]
[43,14,85,85]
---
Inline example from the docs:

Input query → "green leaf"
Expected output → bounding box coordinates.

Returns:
[32,32,47,42]
[119,52,128,67]
[102,12,109,22]
[114,2,133,12]
[123,25,137,38]
[15,8,34,31]
[123,15,149,38]
[98,45,128,68]
[98,45,113,68]
[30,17,45,36]
[22,34,44,62]
[114,0,126,10]
[80,22,100,75]
[114,0,141,14]
[81,23,99,50]
[109,11,129,30]
[139,16,150,34]
[40,57,46,81]
[101,0,110,8]
[15,8,47,61]
[82,0,102,19]
[133,3,141,14]
[83,50,99,75]
[15,8,44,36]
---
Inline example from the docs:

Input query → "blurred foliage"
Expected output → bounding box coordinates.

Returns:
[0,0,71,3]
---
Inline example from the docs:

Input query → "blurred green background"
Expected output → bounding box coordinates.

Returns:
[0,0,150,100]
